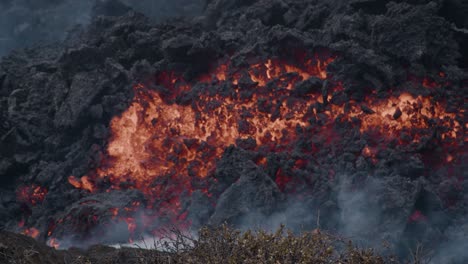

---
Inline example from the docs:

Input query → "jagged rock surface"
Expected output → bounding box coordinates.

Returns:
[0,0,466,257]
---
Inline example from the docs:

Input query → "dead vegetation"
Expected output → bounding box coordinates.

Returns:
[0,230,69,264]
[1,225,433,264]
[164,225,399,264]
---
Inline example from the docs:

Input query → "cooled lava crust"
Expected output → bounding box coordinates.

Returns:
[0,0,467,258]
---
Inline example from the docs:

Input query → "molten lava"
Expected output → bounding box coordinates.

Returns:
[16,185,48,206]
[28,53,461,245]
[347,93,461,140]
[48,238,60,249]
[21,227,40,239]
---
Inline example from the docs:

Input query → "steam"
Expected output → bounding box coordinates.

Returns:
[0,0,93,58]
[337,177,381,242]
[0,0,204,59]
[232,174,412,254]
[430,237,468,264]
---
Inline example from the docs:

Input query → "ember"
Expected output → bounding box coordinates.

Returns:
[47,238,60,249]
[21,227,40,239]
[16,185,48,206]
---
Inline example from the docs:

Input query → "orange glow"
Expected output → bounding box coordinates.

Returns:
[16,185,48,206]
[124,217,137,234]
[67,54,336,233]
[255,157,267,166]
[248,58,332,87]
[110,208,119,218]
[347,93,461,140]
[422,77,439,88]
[47,238,60,249]
[446,155,454,163]
[63,54,463,241]
[362,146,372,157]
[68,176,81,188]
[22,228,40,239]
[68,176,95,192]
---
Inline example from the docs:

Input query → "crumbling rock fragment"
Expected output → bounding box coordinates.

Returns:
[209,163,284,226]
[54,71,109,128]
[162,35,196,62]
[50,190,145,246]
[371,2,458,65]
[187,190,214,228]
[293,77,323,96]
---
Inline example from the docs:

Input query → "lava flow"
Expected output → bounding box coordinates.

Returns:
[16,185,48,207]
[27,52,462,247]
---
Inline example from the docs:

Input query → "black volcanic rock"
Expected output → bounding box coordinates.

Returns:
[162,35,196,61]
[187,190,214,228]
[293,77,322,96]
[54,71,109,128]
[209,163,284,226]
[0,0,465,258]
[49,190,146,246]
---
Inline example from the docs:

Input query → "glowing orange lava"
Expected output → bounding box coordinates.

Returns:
[68,55,337,225]
[62,54,463,242]
[347,93,461,140]
[47,238,60,249]
[16,185,48,206]
[22,227,40,239]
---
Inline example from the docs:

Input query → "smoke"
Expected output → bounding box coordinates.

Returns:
[232,173,415,254]
[234,173,462,261]
[236,200,320,233]
[430,237,468,264]
[48,207,147,249]
[0,0,94,58]
[231,176,382,236]
[0,0,205,59]
[336,177,383,241]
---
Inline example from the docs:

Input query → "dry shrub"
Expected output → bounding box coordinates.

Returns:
[1,227,429,263]
[0,231,69,264]
[160,225,401,264]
